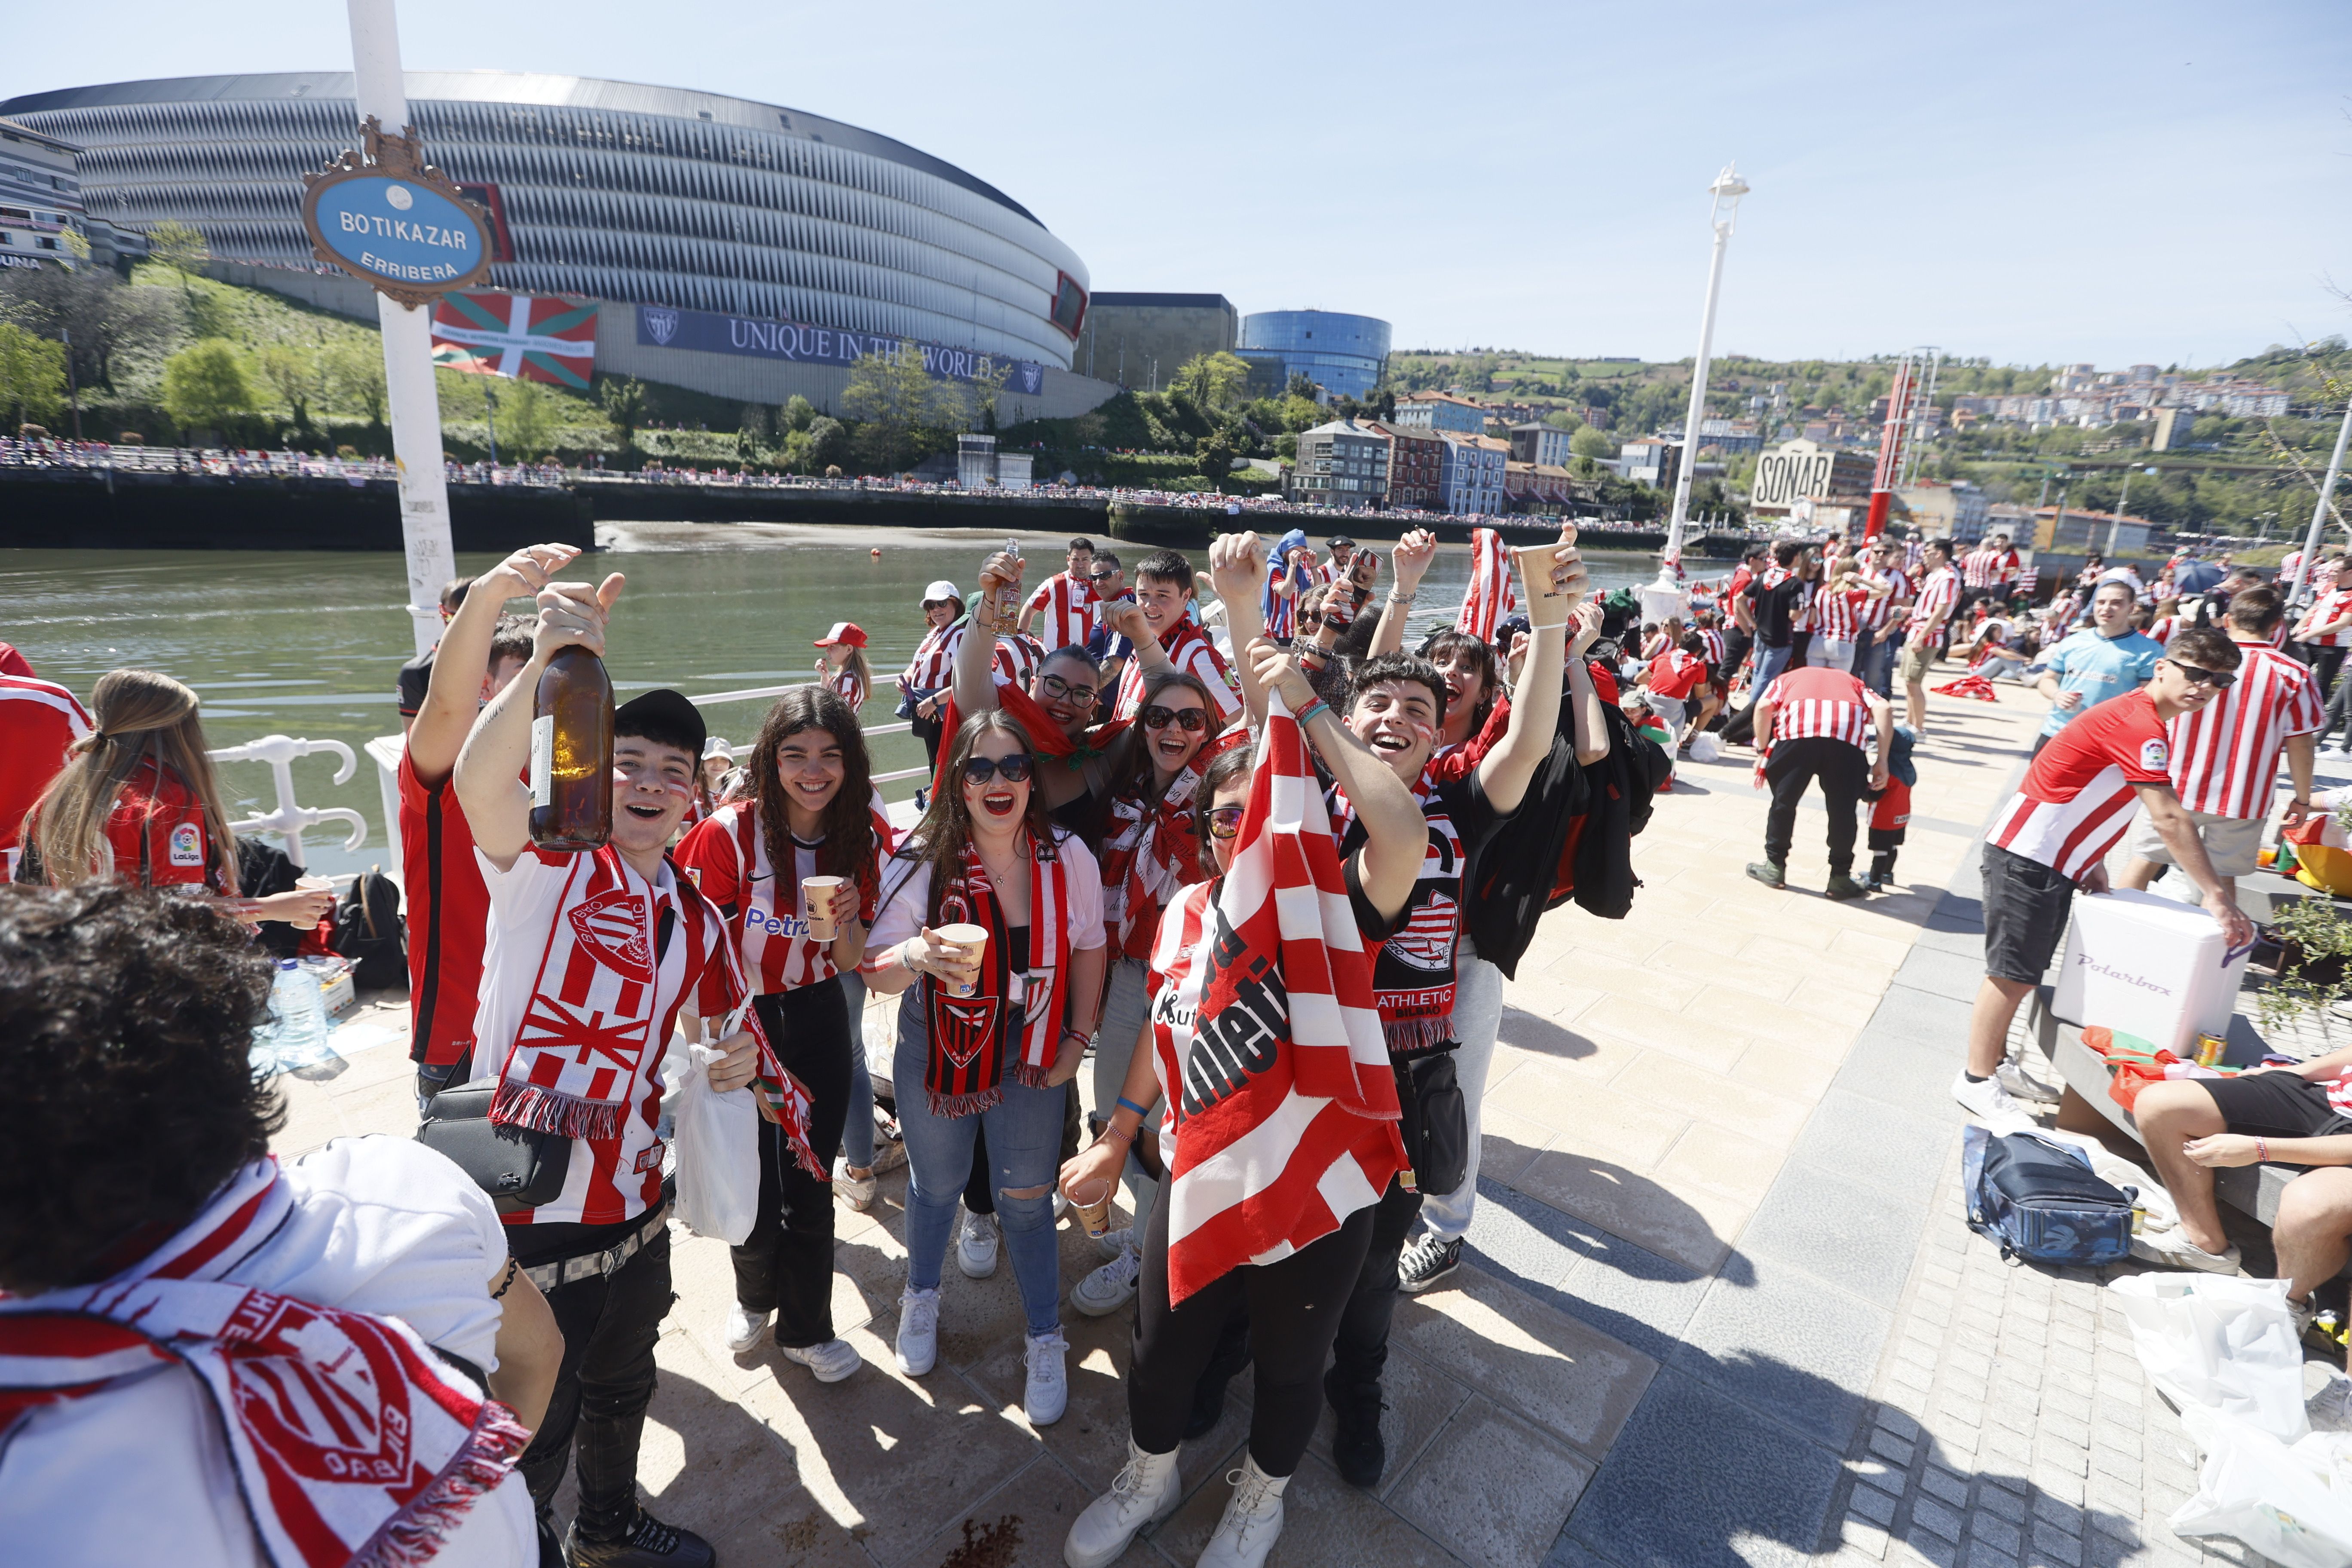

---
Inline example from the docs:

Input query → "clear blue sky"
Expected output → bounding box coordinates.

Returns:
[8,0,2348,369]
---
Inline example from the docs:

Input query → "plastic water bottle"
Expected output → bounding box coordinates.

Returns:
[254,959,332,1073]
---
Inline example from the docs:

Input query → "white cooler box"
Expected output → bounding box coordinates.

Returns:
[2049,888,2254,1056]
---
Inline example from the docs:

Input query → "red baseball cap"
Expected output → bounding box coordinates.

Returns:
[814,622,868,649]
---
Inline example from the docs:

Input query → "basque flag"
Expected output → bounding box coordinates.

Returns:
[431,292,600,389]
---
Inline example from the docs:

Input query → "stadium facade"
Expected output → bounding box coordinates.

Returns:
[0,72,1115,417]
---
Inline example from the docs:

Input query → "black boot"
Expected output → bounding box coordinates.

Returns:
[1184,1317,1253,1439]
[1324,1366,1387,1490]
[563,1509,715,1568]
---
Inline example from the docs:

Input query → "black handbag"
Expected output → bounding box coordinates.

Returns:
[417,906,673,1212]
[1398,1047,1469,1196]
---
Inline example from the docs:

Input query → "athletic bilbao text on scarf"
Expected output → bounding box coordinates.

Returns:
[919,835,1072,1117]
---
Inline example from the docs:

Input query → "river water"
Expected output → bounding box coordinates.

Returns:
[0,525,1661,877]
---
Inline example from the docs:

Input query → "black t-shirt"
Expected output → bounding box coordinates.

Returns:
[1332,764,1510,1000]
[398,648,435,718]
[1743,574,1808,649]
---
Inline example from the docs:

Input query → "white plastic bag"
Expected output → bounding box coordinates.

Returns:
[2110,1273,2308,1442]
[669,1039,761,1245]
[1687,730,1722,764]
[2170,1405,2352,1568]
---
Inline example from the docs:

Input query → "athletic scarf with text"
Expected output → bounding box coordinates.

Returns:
[1099,727,1250,959]
[1454,527,1519,643]
[1154,692,1407,1304]
[920,833,1073,1117]
[1328,766,1468,1054]
[0,1159,530,1568]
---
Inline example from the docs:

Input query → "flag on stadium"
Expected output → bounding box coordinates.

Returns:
[1455,527,1518,641]
[1158,692,1407,1305]
[430,292,600,389]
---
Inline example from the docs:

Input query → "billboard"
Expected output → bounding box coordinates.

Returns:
[1752,447,1836,508]
[634,304,1044,396]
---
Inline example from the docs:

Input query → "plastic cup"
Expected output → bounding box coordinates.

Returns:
[294,874,334,930]
[933,923,989,996]
[802,876,845,941]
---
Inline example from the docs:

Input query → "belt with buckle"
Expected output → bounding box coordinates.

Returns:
[521,1203,672,1294]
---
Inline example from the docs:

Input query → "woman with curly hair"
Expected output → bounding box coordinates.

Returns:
[677,687,885,1384]
[0,885,561,1567]
[864,710,1107,1427]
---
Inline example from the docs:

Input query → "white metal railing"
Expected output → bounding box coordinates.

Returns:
[206,734,369,868]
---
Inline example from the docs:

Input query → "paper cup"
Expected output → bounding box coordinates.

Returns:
[294,874,335,931]
[1513,543,1578,628]
[1063,1174,1116,1240]
[802,876,844,941]
[933,922,989,996]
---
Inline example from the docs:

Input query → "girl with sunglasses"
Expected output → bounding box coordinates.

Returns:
[864,712,1107,1427]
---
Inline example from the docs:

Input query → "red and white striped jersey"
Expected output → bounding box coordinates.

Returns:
[828,667,868,710]
[1961,547,2003,590]
[1115,619,1242,724]
[902,622,962,689]
[993,633,1047,689]
[0,673,91,863]
[2167,644,2323,819]
[2145,616,2177,647]
[1985,689,2174,880]
[1760,666,1874,749]
[1852,569,1901,632]
[677,803,885,994]
[1023,570,1100,651]
[1697,627,1727,667]
[1810,583,1864,642]
[1909,567,1960,644]
[2298,589,2352,649]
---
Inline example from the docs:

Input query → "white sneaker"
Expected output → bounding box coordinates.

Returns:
[1951,1069,2025,1123]
[870,1136,908,1176]
[957,1208,1001,1279]
[1073,1246,1142,1317]
[1995,1061,2064,1106]
[1096,1225,1134,1261]
[1024,1328,1070,1426]
[836,1162,878,1213]
[895,1286,940,1377]
[780,1337,863,1383]
[2292,1293,2319,1338]
[2130,1228,2244,1274]
[1064,1437,1182,1568]
[723,1303,770,1354]
[1197,1454,1288,1568]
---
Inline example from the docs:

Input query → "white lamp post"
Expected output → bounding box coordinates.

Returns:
[1642,164,1749,626]
[2288,395,2352,608]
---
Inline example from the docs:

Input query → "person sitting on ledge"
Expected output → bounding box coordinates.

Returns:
[2129,1045,2352,1304]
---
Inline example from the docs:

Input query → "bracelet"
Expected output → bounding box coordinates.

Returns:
[1296,698,1331,728]
[1387,589,1418,605]
[2258,1137,2270,1164]
[1098,1122,1136,1148]
[490,1258,518,1301]
[1061,1027,1090,1048]
[1116,1095,1152,1118]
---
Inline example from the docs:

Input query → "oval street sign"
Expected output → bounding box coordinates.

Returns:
[301,118,493,307]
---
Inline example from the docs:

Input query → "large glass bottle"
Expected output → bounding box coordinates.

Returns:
[530,646,613,849]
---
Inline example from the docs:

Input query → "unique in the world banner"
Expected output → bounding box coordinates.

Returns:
[432,293,599,389]
[634,303,1045,397]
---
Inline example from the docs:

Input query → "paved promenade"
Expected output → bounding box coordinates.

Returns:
[272,679,2291,1568]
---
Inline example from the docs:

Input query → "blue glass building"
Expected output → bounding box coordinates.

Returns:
[1237,309,1390,401]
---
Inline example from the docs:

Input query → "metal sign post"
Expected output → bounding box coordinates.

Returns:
[1644,165,1748,626]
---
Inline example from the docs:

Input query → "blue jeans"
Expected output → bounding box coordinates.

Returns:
[1752,640,1793,691]
[1093,956,1160,1244]
[893,988,1064,1336]
[838,971,874,1171]
[1856,628,1896,698]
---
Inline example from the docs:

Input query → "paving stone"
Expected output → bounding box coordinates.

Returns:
[1849,1480,1899,1527]
[1978,1483,2027,1522]
[1900,1533,1957,1568]
[2030,1516,2083,1567]
[1960,1544,2017,1568]
[1842,1516,1893,1560]
[1970,1514,2021,1556]
[1877,1408,1921,1443]
[2034,1442,2089,1479]
[1672,1260,1890,1449]
[1856,1461,1908,1500]
[2034,1473,2087,1515]
[1918,1466,1969,1508]
[1868,1430,1916,1467]
[1911,1494,1964,1544]
[1390,1396,1597,1568]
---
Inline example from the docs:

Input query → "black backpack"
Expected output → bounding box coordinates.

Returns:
[331,864,407,989]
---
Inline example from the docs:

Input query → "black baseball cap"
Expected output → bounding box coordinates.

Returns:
[614,688,708,757]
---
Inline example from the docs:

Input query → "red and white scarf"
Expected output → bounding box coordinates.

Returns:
[1455,527,1518,642]
[1098,726,1248,961]
[917,833,1073,1117]
[1155,692,1407,1304]
[0,1159,529,1568]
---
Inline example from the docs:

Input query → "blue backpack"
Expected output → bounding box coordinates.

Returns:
[1961,1125,2136,1266]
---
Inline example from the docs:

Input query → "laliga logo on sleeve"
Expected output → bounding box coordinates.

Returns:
[168,822,205,867]
[2140,738,2168,771]
[642,306,680,346]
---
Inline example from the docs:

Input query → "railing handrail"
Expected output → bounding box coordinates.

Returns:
[205,733,368,867]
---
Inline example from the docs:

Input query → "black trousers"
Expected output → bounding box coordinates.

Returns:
[1764,736,1870,876]
[1128,1186,1375,1476]
[735,984,851,1344]
[521,1228,673,1542]
[1330,1173,1426,1389]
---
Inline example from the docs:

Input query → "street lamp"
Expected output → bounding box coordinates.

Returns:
[1644,163,1749,626]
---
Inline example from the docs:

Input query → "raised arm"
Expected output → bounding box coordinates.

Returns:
[454,574,623,872]
[955,548,1022,717]
[1371,530,1438,658]
[1476,530,1587,813]
[410,544,578,784]
[1566,601,1610,767]
[1209,533,1273,724]
[1253,639,1424,922]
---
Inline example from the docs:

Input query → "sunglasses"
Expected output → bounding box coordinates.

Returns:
[2163,659,2236,689]
[1087,569,1120,582]
[1038,672,1098,706]
[961,754,1034,784]
[1142,704,1209,733]
[1206,805,1246,841]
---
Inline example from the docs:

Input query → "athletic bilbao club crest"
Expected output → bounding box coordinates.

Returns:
[1387,891,1459,970]
[642,306,679,346]
[568,889,652,981]
[934,996,1000,1069]
[225,1292,413,1483]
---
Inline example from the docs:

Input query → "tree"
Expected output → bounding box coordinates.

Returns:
[324,337,386,427]
[0,323,67,429]
[968,359,1013,432]
[783,393,816,432]
[599,375,647,448]
[840,338,954,473]
[1172,351,1250,412]
[1570,424,1614,459]
[259,343,328,439]
[147,220,210,311]
[0,264,181,390]
[1286,373,1319,401]
[499,378,557,460]
[159,339,257,436]
[1197,430,1238,485]
[805,415,848,472]
[1544,409,1583,432]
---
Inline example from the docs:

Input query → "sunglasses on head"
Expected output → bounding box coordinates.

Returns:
[2163,658,2236,689]
[1142,704,1209,733]
[961,753,1034,784]
[1038,671,1098,706]
[1206,805,1246,840]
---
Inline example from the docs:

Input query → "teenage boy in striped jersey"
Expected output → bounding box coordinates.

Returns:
[1743,662,1893,899]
